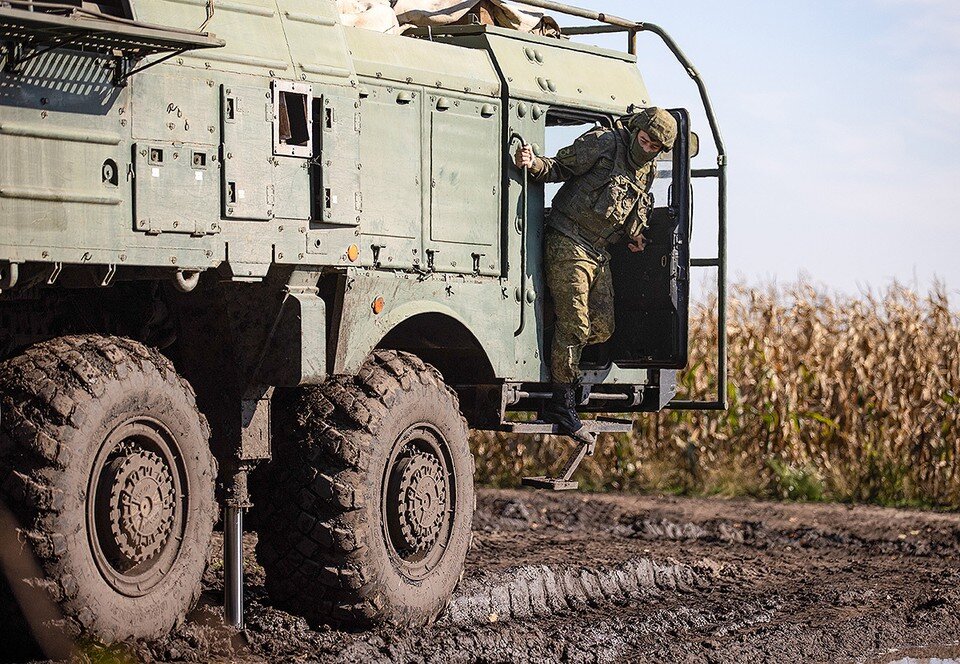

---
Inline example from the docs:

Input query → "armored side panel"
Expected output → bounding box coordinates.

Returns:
[343,27,502,276]
[130,0,361,279]
[414,25,650,111]
[328,28,517,377]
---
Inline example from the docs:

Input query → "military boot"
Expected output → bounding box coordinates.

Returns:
[542,383,595,445]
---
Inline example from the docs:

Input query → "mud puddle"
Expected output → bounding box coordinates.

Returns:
[12,489,960,663]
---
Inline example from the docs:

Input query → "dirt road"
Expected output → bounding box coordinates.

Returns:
[19,489,960,663]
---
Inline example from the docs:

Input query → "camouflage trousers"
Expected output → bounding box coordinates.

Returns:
[544,229,615,383]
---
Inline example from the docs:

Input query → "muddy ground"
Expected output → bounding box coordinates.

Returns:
[19,489,960,662]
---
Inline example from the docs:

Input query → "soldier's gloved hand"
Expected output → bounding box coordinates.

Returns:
[627,233,649,253]
[514,144,536,170]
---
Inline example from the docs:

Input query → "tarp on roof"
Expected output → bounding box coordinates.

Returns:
[337,1,561,36]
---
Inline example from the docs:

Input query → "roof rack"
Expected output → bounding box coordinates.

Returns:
[518,0,729,412]
[0,0,224,85]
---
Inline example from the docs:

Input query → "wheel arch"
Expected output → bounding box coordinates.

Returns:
[334,300,500,386]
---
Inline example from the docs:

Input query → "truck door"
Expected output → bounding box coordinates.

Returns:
[602,109,692,369]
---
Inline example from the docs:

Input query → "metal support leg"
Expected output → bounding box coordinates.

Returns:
[223,464,252,629]
[222,386,272,630]
[224,505,244,629]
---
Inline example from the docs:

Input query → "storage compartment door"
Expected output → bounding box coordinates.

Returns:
[221,84,275,221]
[357,85,422,269]
[428,98,500,276]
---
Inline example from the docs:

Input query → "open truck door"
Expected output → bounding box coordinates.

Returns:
[603,108,692,370]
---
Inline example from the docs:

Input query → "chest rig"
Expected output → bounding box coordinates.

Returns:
[548,127,655,257]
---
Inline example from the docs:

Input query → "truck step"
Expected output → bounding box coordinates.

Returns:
[516,420,634,492]
[521,476,580,491]
[502,416,633,435]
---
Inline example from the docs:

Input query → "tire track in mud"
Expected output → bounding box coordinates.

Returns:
[442,556,726,626]
[78,489,960,663]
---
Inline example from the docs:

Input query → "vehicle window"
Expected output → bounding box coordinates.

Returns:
[543,110,611,207]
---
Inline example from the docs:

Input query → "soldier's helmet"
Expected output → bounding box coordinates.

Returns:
[626,107,678,152]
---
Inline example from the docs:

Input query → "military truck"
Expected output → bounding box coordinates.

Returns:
[0,0,727,645]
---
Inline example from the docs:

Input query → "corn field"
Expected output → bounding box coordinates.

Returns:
[472,283,960,507]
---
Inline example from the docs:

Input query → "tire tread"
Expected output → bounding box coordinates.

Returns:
[255,350,471,626]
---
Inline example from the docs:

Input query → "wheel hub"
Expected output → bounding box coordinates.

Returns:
[396,451,447,554]
[106,448,176,567]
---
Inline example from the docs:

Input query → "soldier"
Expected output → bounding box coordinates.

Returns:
[514,107,678,443]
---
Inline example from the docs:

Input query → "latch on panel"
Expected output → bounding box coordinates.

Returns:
[472,252,485,275]
[371,243,386,267]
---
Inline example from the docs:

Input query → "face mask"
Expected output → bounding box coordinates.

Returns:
[630,133,659,166]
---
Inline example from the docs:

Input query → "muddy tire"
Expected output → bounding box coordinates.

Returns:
[254,350,474,627]
[0,335,217,644]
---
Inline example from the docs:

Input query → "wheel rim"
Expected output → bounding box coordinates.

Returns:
[87,418,189,597]
[381,424,457,582]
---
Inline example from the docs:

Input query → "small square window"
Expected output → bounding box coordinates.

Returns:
[273,81,313,158]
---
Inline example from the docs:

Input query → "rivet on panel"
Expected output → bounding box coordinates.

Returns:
[517,102,528,117]
[347,244,360,262]
[372,297,385,315]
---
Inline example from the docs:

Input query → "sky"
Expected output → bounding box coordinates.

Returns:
[537,0,960,294]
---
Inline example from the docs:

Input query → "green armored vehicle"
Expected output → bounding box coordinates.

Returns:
[0,0,726,644]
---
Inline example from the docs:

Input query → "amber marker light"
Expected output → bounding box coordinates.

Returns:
[347,244,359,262]
[372,297,385,315]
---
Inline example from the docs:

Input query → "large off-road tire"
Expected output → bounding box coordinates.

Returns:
[0,335,217,644]
[254,350,474,627]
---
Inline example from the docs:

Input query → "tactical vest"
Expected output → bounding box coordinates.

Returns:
[548,127,655,256]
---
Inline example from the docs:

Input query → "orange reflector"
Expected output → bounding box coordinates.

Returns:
[347,244,359,262]
[372,297,385,315]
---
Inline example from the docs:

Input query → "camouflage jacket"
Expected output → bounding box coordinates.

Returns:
[530,124,656,256]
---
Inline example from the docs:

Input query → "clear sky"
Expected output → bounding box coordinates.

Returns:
[537,0,960,294]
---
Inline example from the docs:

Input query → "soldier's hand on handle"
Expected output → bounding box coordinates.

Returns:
[514,143,536,170]
[627,233,649,253]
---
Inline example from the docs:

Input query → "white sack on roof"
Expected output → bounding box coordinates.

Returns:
[336,1,401,33]
[337,0,560,36]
